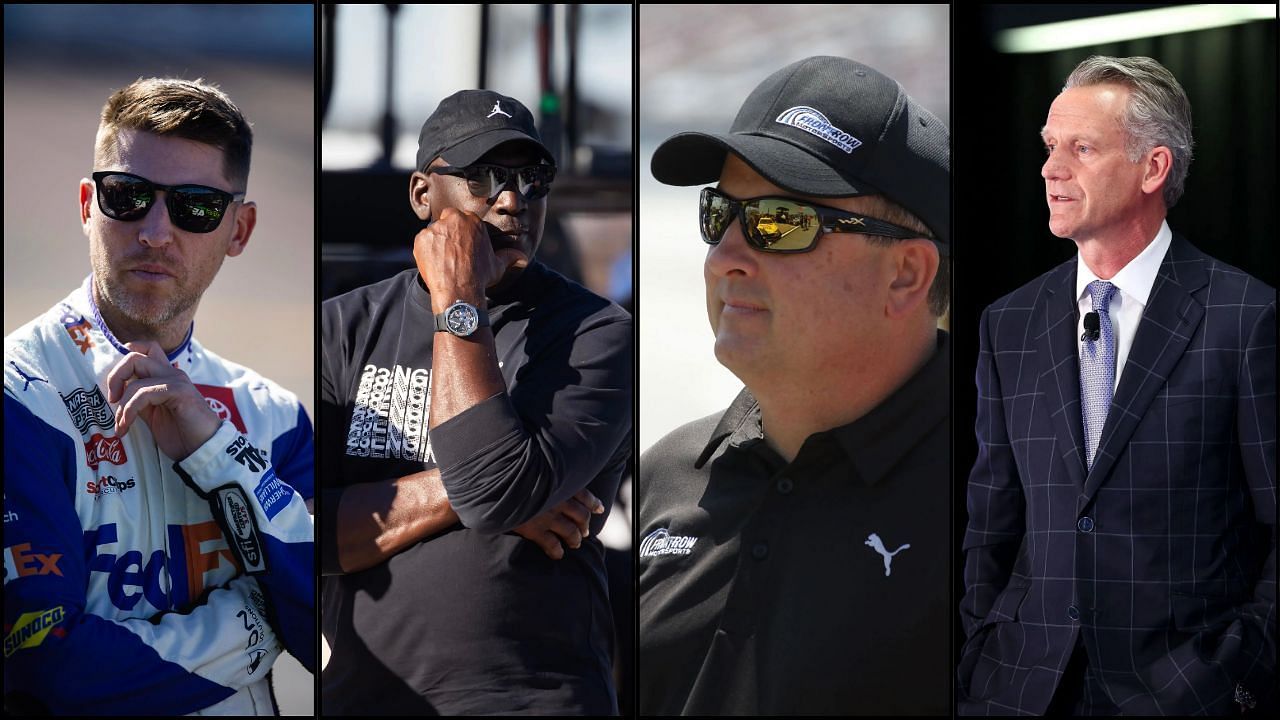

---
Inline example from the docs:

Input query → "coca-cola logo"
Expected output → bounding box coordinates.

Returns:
[85,433,128,469]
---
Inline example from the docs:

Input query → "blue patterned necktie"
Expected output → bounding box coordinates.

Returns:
[1081,280,1117,469]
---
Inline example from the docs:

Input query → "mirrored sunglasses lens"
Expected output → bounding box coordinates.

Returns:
[170,188,227,233]
[700,192,731,244]
[99,175,153,220]
[748,198,819,251]
[517,167,552,199]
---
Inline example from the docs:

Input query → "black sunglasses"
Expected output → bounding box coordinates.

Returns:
[428,163,556,201]
[92,171,245,234]
[700,187,945,255]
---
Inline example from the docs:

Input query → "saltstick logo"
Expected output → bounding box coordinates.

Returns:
[640,527,698,558]
[775,106,862,153]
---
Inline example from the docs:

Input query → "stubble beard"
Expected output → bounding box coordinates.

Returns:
[91,252,201,338]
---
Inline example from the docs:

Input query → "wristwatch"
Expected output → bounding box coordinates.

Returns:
[434,300,489,337]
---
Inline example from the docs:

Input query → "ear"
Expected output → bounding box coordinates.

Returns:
[224,201,256,258]
[409,171,432,221]
[1141,145,1172,198]
[79,179,94,236]
[885,239,939,319]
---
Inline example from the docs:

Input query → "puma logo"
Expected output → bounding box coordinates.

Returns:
[864,532,910,577]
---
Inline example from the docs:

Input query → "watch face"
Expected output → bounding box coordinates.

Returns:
[446,304,479,335]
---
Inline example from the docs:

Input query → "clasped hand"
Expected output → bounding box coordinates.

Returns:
[106,340,221,461]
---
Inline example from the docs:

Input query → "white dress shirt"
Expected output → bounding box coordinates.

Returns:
[1076,220,1173,393]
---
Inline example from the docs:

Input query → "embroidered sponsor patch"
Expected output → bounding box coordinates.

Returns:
[84,433,127,469]
[196,385,248,433]
[639,527,698,558]
[236,589,270,675]
[4,543,64,585]
[345,364,434,461]
[775,105,862,153]
[3,606,66,657]
[216,486,267,574]
[225,435,269,472]
[57,303,95,354]
[61,386,115,436]
[864,532,910,577]
[253,467,294,521]
[85,475,136,499]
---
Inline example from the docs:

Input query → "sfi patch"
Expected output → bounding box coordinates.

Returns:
[214,485,268,575]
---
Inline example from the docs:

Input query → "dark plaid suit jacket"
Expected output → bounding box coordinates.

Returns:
[958,234,1276,715]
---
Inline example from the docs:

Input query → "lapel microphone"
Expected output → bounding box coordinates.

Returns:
[1081,311,1100,342]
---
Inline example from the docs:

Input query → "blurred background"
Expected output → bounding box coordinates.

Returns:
[318,3,634,713]
[638,4,951,454]
[3,4,314,715]
[951,1,1277,664]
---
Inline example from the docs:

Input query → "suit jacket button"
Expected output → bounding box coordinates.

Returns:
[752,542,769,560]
[1067,604,1081,621]
[776,477,793,495]
[1077,516,1094,532]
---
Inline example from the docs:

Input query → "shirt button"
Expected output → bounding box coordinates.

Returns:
[776,477,793,495]
[1077,516,1094,533]
[1067,605,1080,621]
[752,543,769,560]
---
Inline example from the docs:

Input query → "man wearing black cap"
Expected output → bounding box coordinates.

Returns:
[638,56,950,715]
[318,90,632,714]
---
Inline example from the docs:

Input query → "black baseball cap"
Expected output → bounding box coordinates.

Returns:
[416,89,554,171]
[651,56,949,245]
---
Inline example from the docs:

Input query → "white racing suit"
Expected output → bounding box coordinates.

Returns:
[4,278,314,715]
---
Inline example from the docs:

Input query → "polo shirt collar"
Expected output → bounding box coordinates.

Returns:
[694,330,950,484]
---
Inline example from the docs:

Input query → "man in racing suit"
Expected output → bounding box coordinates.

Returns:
[3,77,314,715]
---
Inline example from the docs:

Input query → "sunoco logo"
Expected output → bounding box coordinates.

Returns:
[640,527,698,558]
[4,606,66,657]
[775,105,862,154]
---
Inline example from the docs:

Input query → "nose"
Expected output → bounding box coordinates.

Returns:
[704,216,759,279]
[489,182,527,216]
[136,192,176,247]
[1041,147,1070,182]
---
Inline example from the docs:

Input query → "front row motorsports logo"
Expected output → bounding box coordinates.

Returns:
[640,527,698,558]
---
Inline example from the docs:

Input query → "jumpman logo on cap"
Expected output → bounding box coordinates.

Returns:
[487,102,512,119]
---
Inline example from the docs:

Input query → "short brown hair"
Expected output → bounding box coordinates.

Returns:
[95,77,253,187]
[860,195,949,317]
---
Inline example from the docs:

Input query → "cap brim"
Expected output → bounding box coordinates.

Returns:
[650,131,875,198]
[436,128,554,168]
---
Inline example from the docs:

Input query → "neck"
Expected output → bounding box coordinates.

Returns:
[91,281,193,355]
[1076,212,1164,280]
[754,323,936,463]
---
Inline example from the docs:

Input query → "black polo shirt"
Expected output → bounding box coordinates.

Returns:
[638,330,950,716]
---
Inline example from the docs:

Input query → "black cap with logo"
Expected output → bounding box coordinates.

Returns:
[651,56,949,245]
[416,89,555,171]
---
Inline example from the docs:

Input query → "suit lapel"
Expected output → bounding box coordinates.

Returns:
[1083,234,1208,500]
[1035,262,1088,492]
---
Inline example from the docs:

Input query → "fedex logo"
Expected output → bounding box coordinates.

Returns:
[4,543,64,585]
[84,522,240,612]
[57,304,95,354]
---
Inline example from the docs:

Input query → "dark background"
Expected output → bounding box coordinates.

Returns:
[951,3,1277,665]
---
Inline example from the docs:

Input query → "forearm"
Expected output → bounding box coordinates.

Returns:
[428,289,506,428]
[333,468,459,574]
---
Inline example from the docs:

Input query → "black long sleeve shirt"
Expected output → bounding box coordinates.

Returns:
[319,262,632,715]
